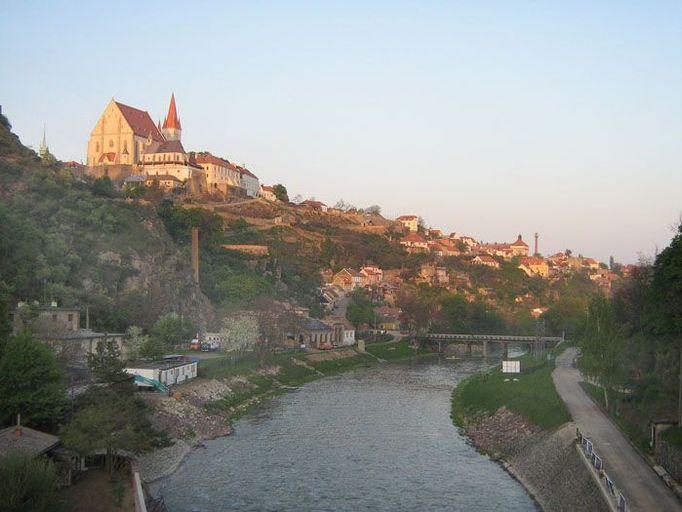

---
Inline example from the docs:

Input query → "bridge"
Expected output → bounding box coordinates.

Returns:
[419,333,564,358]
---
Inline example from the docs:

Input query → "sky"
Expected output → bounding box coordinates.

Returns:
[1,1,680,264]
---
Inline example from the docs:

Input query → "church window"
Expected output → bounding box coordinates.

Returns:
[109,139,114,148]
[96,142,100,152]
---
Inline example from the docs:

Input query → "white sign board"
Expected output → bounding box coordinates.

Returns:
[502,360,521,373]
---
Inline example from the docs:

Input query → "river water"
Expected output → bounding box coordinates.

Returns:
[155,356,538,512]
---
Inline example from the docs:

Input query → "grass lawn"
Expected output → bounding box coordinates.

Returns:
[452,353,570,430]
[580,381,651,453]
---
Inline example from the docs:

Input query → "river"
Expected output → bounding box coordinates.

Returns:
[153,356,539,511]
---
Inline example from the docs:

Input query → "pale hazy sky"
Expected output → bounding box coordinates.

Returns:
[1,1,680,263]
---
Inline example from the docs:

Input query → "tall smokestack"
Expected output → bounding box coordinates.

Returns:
[191,227,199,284]
[534,232,539,256]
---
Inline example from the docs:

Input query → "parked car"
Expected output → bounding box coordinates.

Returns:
[190,339,201,351]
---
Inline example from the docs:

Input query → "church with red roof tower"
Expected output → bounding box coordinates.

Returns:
[85,93,259,197]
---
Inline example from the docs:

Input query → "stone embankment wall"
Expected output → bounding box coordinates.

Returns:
[657,439,682,483]
[463,408,608,512]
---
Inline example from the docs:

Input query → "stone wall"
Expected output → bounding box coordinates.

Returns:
[657,439,682,483]
[462,409,609,512]
[509,423,609,512]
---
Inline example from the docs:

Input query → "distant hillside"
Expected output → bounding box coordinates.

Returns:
[0,112,601,338]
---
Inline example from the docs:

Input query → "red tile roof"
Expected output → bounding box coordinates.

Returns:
[195,153,231,168]
[236,166,258,179]
[98,152,116,163]
[401,233,427,243]
[511,235,528,247]
[145,140,186,154]
[397,215,418,221]
[162,93,182,130]
[115,102,165,141]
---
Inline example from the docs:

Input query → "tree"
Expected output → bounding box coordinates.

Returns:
[397,289,434,334]
[542,296,588,338]
[272,184,289,202]
[580,295,624,411]
[62,387,157,475]
[0,453,58,512]
[365,205,381,215]
[219,313,259,354]
[346,291,375,330]
[647,223,682,337]
[0,281,12,359]
[87,341,127,386]
[150,313,195,349]
[91,176,117,198]
[125,325,149,361]
[0,332,66,430]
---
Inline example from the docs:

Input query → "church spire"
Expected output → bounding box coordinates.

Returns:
[39,124,49,158]
[162,93,182,141]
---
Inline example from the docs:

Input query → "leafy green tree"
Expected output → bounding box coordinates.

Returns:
[91,176,117,198]
[0,453,58,512]
[139,336,165,359]
[346,291,375,330]
[62,387,157,475]
[150,313,196,349]
[542,296,587,338]
[272,184,289,202]
[580,295,624,411]
[647,223,682,337]
[87,341,127,386]
[0,332,66,429]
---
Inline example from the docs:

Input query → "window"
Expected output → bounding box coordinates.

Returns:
[109,139,114,148]
[96,142,100,152]
[68,314,73,322]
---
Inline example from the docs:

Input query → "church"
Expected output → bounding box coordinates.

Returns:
[86,94,258,196]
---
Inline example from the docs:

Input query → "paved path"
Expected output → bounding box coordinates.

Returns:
[553,347,681,512]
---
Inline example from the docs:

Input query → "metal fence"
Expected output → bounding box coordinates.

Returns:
[577,428,627,512]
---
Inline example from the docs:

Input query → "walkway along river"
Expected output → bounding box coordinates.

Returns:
[153,356,539,511]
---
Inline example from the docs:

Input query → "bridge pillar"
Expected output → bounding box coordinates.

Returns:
[438,341,442,353]
[502,342,508,359]
[482,340,488,359]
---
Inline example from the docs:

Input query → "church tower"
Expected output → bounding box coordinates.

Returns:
[162,93,182,141]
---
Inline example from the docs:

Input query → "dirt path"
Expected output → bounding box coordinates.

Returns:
[553,348,681,512]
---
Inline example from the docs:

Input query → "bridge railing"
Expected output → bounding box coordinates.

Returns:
[422,333,563,343]
[577,428,627,511]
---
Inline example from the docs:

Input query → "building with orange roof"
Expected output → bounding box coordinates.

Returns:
[396,215,419,232]
[518,256,549,278]
[195,152,243,196]
[400,232,428,253]
[471,255,500,269]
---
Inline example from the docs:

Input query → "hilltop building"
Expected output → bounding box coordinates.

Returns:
[397,215,419,232]
[86,94,258,196]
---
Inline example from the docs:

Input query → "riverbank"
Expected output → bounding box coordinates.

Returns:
[138,339,432,483]
[451,350,609,512]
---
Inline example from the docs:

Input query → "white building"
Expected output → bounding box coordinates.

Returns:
[237,166,260,197]
[125,357,197,387]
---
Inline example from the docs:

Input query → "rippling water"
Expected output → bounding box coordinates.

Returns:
[155,356,538,512]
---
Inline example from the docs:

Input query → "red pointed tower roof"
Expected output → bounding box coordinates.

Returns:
[162,93,182,130]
